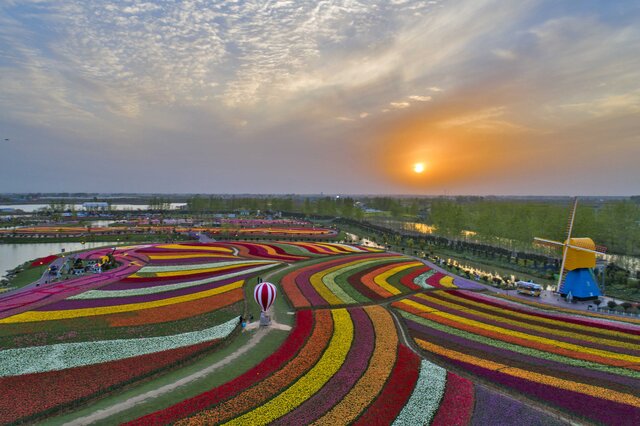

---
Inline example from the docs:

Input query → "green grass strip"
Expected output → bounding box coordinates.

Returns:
[332,258,403,303]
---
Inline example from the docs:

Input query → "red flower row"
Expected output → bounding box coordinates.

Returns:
[0,340,222,424]
[125,310,315,425]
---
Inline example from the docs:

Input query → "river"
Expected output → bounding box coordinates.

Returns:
[0,203,187,212]
[0,242,120,277]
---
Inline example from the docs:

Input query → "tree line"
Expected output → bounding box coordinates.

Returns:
[182,196,639,256]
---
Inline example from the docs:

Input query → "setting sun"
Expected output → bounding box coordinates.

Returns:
[413,162,425,173]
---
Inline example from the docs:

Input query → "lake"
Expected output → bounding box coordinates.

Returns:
[0,242,120,277]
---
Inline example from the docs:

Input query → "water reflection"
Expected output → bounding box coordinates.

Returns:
[0,242,120,277]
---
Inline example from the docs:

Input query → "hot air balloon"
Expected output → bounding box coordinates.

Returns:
[254,282,277,326]
[254,281,277,312]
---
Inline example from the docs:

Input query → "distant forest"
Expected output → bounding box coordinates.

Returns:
[181,195,640,257]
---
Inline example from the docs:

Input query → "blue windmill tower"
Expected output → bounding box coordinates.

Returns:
[534,198,607,301]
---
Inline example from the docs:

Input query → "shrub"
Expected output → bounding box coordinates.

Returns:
[607,300,617,310]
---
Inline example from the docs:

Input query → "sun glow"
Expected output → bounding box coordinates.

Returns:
[413,163,425,173]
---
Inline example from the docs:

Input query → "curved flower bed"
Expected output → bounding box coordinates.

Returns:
[0,339,225,424]
[393,289,640,424]
[0,255,280,325]
[128,306,559,425]
[0,280,245,323]
[70,262,277,299]
[0,317,238,377]
[286,242,383,256]
[281,254,433,308]
[493,292,640,326]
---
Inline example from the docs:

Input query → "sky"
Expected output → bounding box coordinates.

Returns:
[0,0,639,195]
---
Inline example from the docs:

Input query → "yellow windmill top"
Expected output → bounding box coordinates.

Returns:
[563,238,596,271]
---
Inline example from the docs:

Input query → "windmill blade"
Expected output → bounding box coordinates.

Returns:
[563,244,607,256]
[556,197,578,293]
[565,197,578,241]
[533,237,564,249]
[595,245,608,254]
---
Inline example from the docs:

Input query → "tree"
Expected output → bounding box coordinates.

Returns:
[607,300,618,310]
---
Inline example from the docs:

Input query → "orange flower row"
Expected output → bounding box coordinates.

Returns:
[178,310,334,425]
[106,288,244,327]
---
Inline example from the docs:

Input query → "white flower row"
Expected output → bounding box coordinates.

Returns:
[139,259,273,273]
[0,317,238,377]
[70,263,277,299]
[414,270,437,289]
[393,359,447,425]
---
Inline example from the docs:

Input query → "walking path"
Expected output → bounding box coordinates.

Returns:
[64,326,270,426]
[62,261,291,425]
[21,256,69,290]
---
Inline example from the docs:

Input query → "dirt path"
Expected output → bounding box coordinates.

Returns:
[65,262,295,425]
[63,327,270,426]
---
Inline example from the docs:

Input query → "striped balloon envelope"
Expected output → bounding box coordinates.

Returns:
[253,281,277,312]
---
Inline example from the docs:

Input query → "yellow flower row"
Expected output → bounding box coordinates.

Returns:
[310,263,355,305]
[133,261,272,278]
[374,262,423,295]
[314,243,352,254]
[436,291,640,343]
[416,338,640,408]
[320,259,390,305]
[438,276,456,288]
[312,306,399,425]
[224,309,354,425]
[0,281,244,323]
[156,244,235,253]
[146,253,237,260]
[401,299,640,364]
[418,293,638,350]
[311,257,403,304]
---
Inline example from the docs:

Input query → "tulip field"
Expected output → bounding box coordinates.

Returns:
[0,240,638,425]
[127,307,563,426]
[280,253,473,308]
[392,290,640,425]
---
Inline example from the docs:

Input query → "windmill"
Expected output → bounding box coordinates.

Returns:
[533,197,607,300]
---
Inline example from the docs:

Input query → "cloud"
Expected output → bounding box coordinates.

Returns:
[390,101,411,109]
[1,0,639,195]
[408,95,432,102]
[492,49,517,60]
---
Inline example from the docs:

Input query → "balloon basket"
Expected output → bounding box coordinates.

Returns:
[260,311,271,326]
